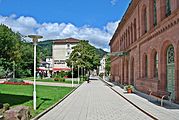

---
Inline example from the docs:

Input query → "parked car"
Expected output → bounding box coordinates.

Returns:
[88,75,98,80]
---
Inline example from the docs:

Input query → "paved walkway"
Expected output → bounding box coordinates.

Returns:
[0,79,78,87]
[112,86,179,120]
[104,80,179,120]
[39,80,151,120]
[25,80,79,87]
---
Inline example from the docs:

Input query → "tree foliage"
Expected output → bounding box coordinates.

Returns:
[0,24,21,70]
[0,24,42,78]
[105,55,111,75]
[66,40,100,72]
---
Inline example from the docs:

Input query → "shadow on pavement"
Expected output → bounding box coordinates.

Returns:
[136,92,179,109]
[148,99,179,109]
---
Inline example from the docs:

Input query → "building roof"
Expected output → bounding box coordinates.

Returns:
[109,0,139,46]
[53,38,80,44]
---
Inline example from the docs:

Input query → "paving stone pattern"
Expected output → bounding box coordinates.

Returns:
[112,86,179,120]
[39,80,151,120]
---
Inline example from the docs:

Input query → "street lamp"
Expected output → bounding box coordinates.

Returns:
[103,56,106,81]
[78,65,80,84]
[71,61,74,87]
[28,35,43,110]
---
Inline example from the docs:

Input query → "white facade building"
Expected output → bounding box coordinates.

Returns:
[52,38,80,71]
[99,55,106,75]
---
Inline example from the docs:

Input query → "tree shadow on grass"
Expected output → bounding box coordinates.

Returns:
[36,98,51,109]
[0,94,52,109]
[0,93,32,106]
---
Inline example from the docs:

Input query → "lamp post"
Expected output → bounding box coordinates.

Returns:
[78,65,80,84]
[71,61,74,87]
[103,56,106,81]
[28,35,43,110]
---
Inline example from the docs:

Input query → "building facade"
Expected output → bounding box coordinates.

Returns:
[52,38,80,71]
[109,0,179,103]
[99,55,106,75]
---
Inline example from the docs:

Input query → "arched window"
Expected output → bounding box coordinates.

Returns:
[154,52,158,78]
[154,0,157,26]
[142,53,148,78]
[166,0,171,17]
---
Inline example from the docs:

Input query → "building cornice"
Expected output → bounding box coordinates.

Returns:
[53,38,80,44]
[109,0,140,46]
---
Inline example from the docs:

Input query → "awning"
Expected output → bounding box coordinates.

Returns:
[53,68,72,71]
[37,67,46,71]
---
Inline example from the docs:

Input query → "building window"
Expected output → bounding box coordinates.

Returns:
[67,43,70,48]
[54,60,59,64]
[145,55,148,78]
[144,7,147,33]
[67,51,70,55]
[134,18,137,41]
[154,0,157,26]
[166,0,171,17]
[154,52,158,78]
[142,54,148,78]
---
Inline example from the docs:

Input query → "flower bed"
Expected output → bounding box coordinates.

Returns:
[1,81,32,85]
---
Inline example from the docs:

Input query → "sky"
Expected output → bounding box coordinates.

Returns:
[0,0,131,51]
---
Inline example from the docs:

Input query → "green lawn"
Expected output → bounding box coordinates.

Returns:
[21,77,84,84]
[0,84,74,118]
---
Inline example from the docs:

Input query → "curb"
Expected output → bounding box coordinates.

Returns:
[31,82,84,120]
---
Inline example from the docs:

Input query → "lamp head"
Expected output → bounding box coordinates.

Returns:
[28,35,43,44]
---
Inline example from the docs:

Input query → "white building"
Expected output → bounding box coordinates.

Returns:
[52,38,80,71]
[99,55,106,75]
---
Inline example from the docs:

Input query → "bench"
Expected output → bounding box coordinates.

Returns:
[148,89,171,106]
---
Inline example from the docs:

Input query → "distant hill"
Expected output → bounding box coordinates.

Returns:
[38,40,53,60]
[96,48,107,59]
[38,40,107,60]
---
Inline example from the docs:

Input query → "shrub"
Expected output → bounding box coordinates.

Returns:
[99,73,104,78]
[8,78,24,83]
[53,73,66,82]
[59,77,65,82]
[16,69,32,78]
[0,66,5,78]
[124,85,135,92]
[59,71,66,78]
[54,78,60,81]
[1,78,32,85]
[80,75,88,81]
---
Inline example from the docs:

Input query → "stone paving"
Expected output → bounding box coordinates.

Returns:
[24,80,79,87]
[105,80,179,120]
[39,80,151,120]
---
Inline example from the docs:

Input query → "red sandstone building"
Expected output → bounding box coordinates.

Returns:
[109,0,179,103]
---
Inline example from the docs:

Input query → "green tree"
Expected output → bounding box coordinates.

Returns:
[105,55,111,75]
[66,40,100,76]
[0,24,21,72]
[15,42,34,77]
[0,24,41,78]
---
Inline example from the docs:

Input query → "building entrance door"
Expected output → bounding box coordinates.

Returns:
[167,45,175,100]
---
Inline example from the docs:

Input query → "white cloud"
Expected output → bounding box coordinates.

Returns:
[110,0,117,6]
[0,15,119,51]
[104,20,119,34]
